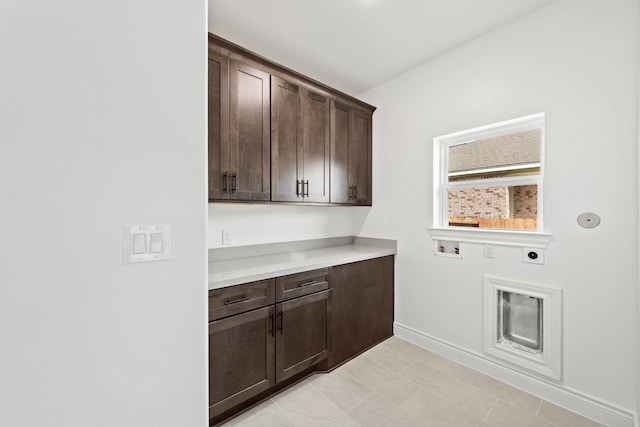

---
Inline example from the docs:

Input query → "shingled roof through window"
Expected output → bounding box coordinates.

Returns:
[449,129,541,173]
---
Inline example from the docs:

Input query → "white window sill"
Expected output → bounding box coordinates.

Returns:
[428,227,553,249]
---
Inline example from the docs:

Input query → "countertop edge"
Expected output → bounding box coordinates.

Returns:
[208,241,396,290]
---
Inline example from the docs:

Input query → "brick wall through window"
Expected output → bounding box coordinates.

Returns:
[448,185,537,220]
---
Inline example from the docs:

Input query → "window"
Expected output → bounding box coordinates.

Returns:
[433,113,544,233]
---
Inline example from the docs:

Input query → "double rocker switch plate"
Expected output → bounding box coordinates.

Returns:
[124,224,171,264]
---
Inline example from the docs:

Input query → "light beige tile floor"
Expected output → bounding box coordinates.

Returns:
[221,336,604,427]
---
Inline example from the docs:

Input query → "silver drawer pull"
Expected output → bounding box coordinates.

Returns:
[224,296,249,305]
[298,280,317,287]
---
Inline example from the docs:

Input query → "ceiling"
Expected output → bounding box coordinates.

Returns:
[208,0,555,96]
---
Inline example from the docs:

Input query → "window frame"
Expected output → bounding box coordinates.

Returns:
[430,113,552,248]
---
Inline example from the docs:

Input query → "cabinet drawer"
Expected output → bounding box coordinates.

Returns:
[209,278,275,321]
[276,268,329,302]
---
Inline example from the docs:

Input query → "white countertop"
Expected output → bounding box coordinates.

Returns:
[209,241,396,290]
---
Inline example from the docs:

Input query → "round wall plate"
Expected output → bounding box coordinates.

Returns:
[577,212,601,229]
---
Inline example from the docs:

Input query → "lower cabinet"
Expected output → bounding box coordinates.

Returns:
[276,290,330,382]
[324,255,394,368]
[208,269,330,421]
[208,305,275,416]
[208,256,394,425]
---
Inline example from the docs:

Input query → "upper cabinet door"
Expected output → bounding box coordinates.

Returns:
[300,88,330,203]
[330,101,351,204]
[208,53,229,200]
[330,101,373,205]
[271,76,302,202]
[229,59,271,201]
[351,108,372,205]
[271,79,330,203]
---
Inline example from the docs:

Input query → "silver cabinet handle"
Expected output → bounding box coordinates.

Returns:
[231,172,237,193]
[298,280,317,287]
[295,180,302,197]
[224,295,249,305]
[269,313,274,337]
[349,185,356,199]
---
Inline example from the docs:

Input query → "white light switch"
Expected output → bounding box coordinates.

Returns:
[484,244,495,258]
[133,233,147,254]
[124,224,171,264]
[150,232,163,253]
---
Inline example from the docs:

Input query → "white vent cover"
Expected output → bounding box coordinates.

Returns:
[484,275,562,381]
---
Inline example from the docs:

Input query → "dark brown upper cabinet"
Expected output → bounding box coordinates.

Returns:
[208,54,270,201]
[270,76,300,202]
[208,52,229,201]
[208,33,374,205]
[301,88,331,203]
[330,100,372,205]
[271,76,330,203]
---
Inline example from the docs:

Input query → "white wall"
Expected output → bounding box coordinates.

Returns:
[0,1,207,426]
[637,1,640,421]
[357,0,639,422]
[208,204,355,248]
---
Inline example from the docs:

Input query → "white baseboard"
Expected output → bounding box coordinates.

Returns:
[394,322,636,427]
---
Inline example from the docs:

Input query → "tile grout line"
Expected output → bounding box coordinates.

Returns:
[356,353,424,388]
[483,397,499,423]
[534,399,567,427]
[438,359,453,372]
[340,353,429,424]
[370,348,503,424]
[371,338,455,375]
[271,389,354,427]
[371,340,550,424]
[226,338,603,427]
[444,362,547,416]
[395,361,428,389]
[343,390,376,415]
[395,359,416,376]
[362,350,416,376]
[268,398,296,427]
[357,354,436,407]
[308,376,374,415]
[268,383,317,427]
[299,378,364,426]
[535,398,543,416]
[398,385,424,411]
[383,386,430,426]
[535,401,564,427]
